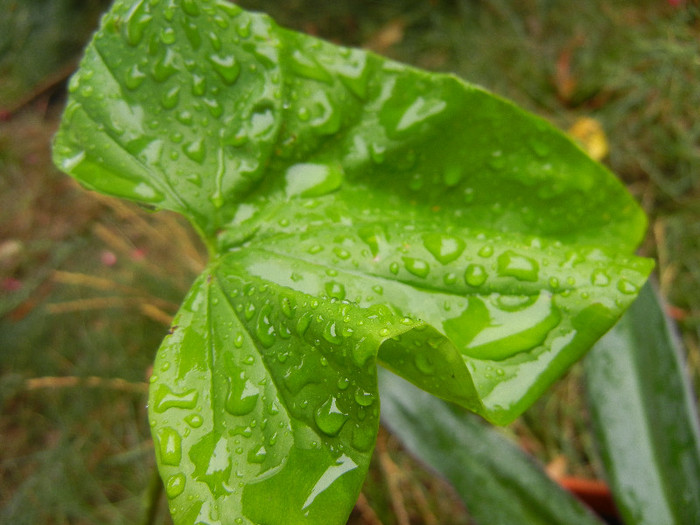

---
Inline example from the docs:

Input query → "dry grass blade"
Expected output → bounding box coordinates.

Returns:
[139,303,174,326]
[46,296,178,316]
[354,493,384,525]
[51,270,181,312]
[93,194,206,275]
[24,376,148,394]
[376,430,410,525]
[53,270,145,295]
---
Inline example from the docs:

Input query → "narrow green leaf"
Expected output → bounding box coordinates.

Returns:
[379,369,605,525]
[585,283,700,525]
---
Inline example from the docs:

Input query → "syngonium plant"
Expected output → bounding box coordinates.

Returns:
[52,0,654,523]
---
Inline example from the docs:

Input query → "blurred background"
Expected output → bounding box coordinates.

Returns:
[1,0,698,523]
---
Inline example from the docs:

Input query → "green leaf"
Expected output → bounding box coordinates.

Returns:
[223,195,652,425]
[379,369,605,525]
[52,0,653,523]
[585,283,700,525]
[149,269,388,524]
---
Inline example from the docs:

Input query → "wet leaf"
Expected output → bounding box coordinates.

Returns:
[53,1,652,523]
[585,283,700,525]
[150,270,384,524]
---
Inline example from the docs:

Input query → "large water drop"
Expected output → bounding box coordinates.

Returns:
[208,53,241,85]
[165,473,186,499]
[402,256,430,278]
[314,396,348,436]
[255,304,276,348]
[225,372,260,416]
[444,291,560,360]
[124,0,151,47]
[284,163,344,198]
[157,426,183,466]
[423,233,465,265]
[153,385,198,413]
[497,250,539,282]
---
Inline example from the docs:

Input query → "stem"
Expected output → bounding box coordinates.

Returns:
[141,466,164,525]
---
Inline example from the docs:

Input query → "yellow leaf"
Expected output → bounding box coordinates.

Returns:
[568,117,609,161]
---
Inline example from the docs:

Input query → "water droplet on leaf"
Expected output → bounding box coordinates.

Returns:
[497,250,539,282]
[591,269,610,287]
[236,18,251,38]
[296,312,313,336]
[415,352,436,375]
[160,27,176,45]
[403,257,430,278]
[124,0,152,46]
[389,96,447,135]
[617,278,638,295]
[225,372,260,416]
[443,166,463,187]
[152,48,178,82]
[325,281,346,301]
[247,445,267,464]
[289,49,332,83]
[333,247,351,260]
[314,396,348,436]
[185,414,203,428]
[183,139,205,163]
[369,143,386,164]
[124,64,146,90]
[160,85,180,109]
[157,427,183,466]
[208,31,222,52]
[464,264,488,287]
[181,18,202,49]
[182,0,200,17]
[280,296,295,318]
[285,163,344,198]
[176,110,193,125]
[255,304,276,348]
[208,53,241,85]
[423,233,465,265]
[443,291,560,360]
[322,321,343,344]
[166,473,186,498]
[154,385,198,413]
[192,73,206,96]
[478,245,494,258]
[352,425,375,452]
[530,138,550,158]
[354,389,374,407]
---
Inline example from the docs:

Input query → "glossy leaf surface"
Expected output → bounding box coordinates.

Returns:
[585,283,700,525]
[379,369,604,525]
[150,269,384,524]
[52,0,653,523]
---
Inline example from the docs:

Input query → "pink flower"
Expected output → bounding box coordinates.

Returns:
[100,250,117,266]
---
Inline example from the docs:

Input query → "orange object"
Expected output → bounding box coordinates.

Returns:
[560,476,619,521]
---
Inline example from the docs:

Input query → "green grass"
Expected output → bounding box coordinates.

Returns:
[1,0,698,523]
